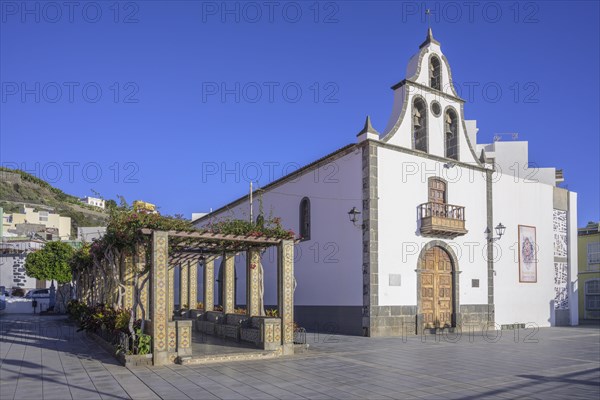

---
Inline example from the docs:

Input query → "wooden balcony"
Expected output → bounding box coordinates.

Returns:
[418,202,468,238]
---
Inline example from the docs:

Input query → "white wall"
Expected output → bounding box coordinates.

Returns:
[568,191,578,325]
[493,172,556,327]
[377,147,489,307]
[195,149,364,306]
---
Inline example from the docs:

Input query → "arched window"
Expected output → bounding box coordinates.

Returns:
[299,197,311,241]
[445,108,458,160]
[413,97,428,152]
[430,56,441,90]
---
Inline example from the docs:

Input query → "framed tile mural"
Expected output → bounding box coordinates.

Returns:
[519,225,537,283]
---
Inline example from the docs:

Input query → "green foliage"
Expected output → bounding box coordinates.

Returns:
[70,243,93,273]
[67,299,88,320]
[68,300,150,355]
[96,207,194,254]
[25,241,74,283]
[135,328,151,355]
[114,309,130,331]
[205,216,295,240]
[265,308,279,317]
[0,167,78,201]
[11,287,25,297]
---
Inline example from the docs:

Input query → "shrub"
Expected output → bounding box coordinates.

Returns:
[11,287,25,297]
[265,308,278,317]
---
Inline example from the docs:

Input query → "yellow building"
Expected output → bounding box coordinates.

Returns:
[578,222,600,320]
[2,205,71,240]
[133,200,158,214]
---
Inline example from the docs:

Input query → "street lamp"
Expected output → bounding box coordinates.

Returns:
[486,223,506,242]
[348,207,361,226]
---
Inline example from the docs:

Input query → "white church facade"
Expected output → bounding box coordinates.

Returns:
[194,29,578,336]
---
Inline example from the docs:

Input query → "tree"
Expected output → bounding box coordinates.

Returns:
[25,241,74,284]
[105,199,118,210]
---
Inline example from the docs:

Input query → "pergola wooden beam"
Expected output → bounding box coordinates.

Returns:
[139,228,284,245]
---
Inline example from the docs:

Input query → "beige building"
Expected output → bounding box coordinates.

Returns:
[578,222,600,321]
[2,205,71,240]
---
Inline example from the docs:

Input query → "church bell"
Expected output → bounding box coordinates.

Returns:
[413,109,422,128]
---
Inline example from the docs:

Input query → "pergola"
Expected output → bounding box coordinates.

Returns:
[140,229,295,365]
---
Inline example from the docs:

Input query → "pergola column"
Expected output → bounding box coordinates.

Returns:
[168,264,175,319]
[278,240,294,355]
[151,231,169,365]
[222,254,235,314]
[203,258,214,311]
[135,244,149,319]
[188,260,198,310]
[123,253,134,309]
[180,262,189,309]
[246,250,261,317]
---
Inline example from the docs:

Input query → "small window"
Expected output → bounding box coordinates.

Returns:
[39,211,48,222]
[472,279,480,288]
[299,197,311,241]
[588,242,600,267]
[585,280,600,310]
[431,101,441,117]
[430,56,441,90]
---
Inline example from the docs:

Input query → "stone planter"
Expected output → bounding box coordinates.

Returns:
[87,331,153,367]
[118,353,153,367]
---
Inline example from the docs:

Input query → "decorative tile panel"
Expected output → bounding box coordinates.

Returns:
[180,262,189,308]
[189,260,198,310]
[553,209,568,257]
[151,231,169,365]
[554,262,569,309]
[204,259,214,311]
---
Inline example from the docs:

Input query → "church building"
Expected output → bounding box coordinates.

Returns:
[194,29,578,336]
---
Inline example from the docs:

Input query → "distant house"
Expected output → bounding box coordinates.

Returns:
[80,196,105,209]
[2,205,71,240]
[0,239,47,290]
[133,200,158,214]
[77,226,107,243]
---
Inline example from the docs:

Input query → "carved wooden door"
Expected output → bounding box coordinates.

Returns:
[421,247,453,329]
[429,178,446,203]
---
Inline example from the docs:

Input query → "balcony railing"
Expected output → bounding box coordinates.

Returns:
[418,202,467,238]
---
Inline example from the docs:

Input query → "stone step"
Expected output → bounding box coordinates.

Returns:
[177,350,281,365]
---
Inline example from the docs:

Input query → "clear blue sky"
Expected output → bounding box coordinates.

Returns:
[1,1,598,226]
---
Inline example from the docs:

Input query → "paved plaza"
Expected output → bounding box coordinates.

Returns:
[0,315,599,399]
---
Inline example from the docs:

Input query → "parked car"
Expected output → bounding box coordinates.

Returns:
[25,289,50,299]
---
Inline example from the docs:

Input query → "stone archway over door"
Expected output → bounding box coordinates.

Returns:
[421,247,453,328]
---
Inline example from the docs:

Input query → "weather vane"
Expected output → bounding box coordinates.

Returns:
[425,8,431,29]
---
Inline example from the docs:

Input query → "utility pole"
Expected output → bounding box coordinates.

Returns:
[249,181,253,223]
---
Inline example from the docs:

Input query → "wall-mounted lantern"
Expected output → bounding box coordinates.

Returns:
[348,207,361,226]
[486,223,506,242]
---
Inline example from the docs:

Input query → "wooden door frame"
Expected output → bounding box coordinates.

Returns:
[416,240,461,334]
